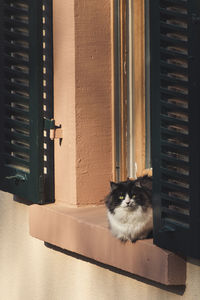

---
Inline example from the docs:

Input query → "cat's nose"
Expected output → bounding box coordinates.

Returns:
[125,199,130,205]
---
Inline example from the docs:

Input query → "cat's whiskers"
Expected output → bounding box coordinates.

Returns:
[120,194,137,209]
[105,175,153,242]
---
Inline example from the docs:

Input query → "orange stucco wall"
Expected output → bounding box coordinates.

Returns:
[75,0,112,205]
[53,0,113,206]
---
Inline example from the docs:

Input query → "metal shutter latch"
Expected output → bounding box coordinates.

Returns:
[43,118,63,141]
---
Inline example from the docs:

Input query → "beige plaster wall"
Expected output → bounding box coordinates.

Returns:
[1,191,200,300]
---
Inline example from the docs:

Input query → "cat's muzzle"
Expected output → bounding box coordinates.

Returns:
[125,201,137,209]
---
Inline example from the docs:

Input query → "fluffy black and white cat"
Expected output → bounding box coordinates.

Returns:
[105,176,153,242]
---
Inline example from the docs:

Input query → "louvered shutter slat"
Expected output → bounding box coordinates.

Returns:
[151,0,200,258]
[0,0,54,203]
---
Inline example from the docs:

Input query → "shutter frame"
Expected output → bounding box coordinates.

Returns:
[151,0,200,259]
[0,0,54,204]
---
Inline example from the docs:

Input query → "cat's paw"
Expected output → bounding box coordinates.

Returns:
[131,238,138,243]
[137,235,148,240]
[131,235,147,242]
[119,236,128,243]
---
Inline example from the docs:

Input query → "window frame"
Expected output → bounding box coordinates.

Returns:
[114,0,151,181]
[29,0,186,286]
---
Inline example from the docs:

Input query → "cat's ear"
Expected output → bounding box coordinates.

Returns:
[110,181,118,191]
[135,180,142,188]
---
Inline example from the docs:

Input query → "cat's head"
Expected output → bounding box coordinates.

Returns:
[105,176,152,213]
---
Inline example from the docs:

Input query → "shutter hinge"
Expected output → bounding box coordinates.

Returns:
[43,118,63,140]
[5,173,27,184]
[192,13,200,24]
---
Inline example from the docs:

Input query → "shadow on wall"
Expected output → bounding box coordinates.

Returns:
[44,242,186,296]
[14,195,32,206]
[187,257,200,267]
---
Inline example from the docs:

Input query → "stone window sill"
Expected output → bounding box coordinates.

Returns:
[29,204,186,285]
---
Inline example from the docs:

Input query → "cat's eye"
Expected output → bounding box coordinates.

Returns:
[119,195,124,200]
[132,195,136,199]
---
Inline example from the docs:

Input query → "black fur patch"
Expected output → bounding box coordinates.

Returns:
[105,176,152,214]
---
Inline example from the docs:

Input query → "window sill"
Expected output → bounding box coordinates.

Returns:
[29,204,186,285]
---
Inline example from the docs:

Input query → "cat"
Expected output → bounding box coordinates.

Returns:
[105,175,153,242]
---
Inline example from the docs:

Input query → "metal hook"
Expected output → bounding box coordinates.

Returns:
[5,174,27,184]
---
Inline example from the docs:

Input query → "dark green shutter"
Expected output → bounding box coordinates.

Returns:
[0,0,54,204]
[151,0,200,259]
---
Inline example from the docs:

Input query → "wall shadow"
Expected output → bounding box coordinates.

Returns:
[187,257,200,267]
[13,195,32,206]
[44,242,186,296]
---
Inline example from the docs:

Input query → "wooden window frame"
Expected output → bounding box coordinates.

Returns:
[114,0,152,181]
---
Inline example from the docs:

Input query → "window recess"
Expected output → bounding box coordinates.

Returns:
[151,0,200,259]
[127,0,149,179]
[114,0,128,181]
[114,0,151,181]
[0,0,54,204]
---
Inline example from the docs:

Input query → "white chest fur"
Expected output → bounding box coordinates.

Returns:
[107,206,153,242]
